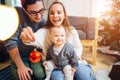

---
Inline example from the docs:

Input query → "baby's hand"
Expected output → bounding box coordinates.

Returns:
[71,68,76,76]
[43,61,50,70]
[43,61,47,66]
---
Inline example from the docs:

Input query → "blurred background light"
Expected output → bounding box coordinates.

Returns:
[0,5,19,41]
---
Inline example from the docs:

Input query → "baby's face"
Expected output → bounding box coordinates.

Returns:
[50,27,66,46]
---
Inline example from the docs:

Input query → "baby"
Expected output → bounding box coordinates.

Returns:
[43,26,79,80]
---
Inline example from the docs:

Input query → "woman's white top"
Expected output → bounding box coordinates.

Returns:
[29,26,83,60]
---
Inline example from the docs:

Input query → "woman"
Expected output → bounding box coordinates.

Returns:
[20,1,96,80]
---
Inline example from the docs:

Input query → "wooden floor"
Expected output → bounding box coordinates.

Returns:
[82,47,116,80]
[82,47,115,70]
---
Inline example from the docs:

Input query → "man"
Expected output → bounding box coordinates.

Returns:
[5,0,46,80]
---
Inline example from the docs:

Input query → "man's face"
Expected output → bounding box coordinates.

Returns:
[26,1,45,22]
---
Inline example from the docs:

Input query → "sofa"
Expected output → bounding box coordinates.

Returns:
[68,16,98,65]
[68,16,96,40]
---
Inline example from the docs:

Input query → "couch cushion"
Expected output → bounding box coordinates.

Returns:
[68,16,96,40]
[87,18,96,39]
[77,30,86,39]
[68,16,88,39]
[68,16,88,30]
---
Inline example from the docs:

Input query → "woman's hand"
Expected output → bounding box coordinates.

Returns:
[20,27,35,43]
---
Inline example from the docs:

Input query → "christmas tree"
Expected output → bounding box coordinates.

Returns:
[98,0,120,51]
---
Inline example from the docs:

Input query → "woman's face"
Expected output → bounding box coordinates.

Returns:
[49,3,65,27]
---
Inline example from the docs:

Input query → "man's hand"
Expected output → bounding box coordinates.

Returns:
[8,47,33,80]
[20,27,35,43]
[17,65,33,80]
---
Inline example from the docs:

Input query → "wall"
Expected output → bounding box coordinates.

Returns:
[58,0,92,17]
[58,0,109,17]
[92,0,110,17]
[43,0,56,17]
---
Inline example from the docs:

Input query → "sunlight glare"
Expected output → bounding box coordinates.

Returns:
[0,5,19,41]
[92,0,111,17]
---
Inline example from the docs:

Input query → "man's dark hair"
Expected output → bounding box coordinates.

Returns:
[23,0,44,10]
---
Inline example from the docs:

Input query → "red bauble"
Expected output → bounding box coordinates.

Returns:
[29,49,41,63]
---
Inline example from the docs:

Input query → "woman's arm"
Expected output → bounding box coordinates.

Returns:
[67,27,83,59]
